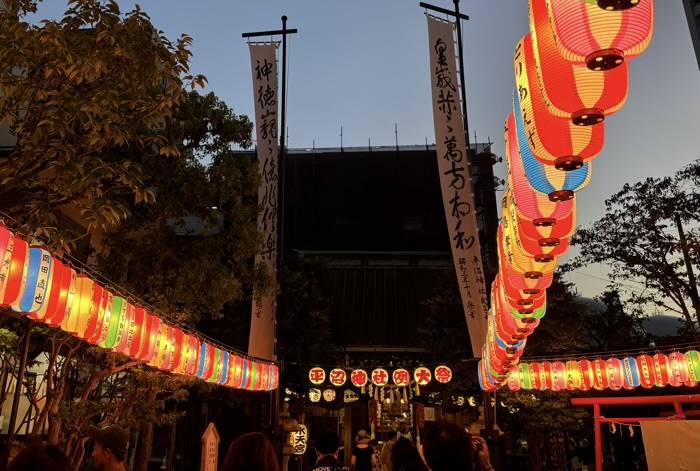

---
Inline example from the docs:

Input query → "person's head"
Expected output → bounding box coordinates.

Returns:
[391,437,428,471]
[370,439,379,448]
[222,432,279,471]
[314,430,341,458]
[388,430,398,441]
[8,444,70,471]
[88,425,129,470]
[355,430,371,446]
[422,421,474,471]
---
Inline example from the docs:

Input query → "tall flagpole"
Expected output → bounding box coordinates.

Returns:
[242,15,297,447]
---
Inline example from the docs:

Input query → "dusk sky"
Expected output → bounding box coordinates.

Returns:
[32,1,700,301]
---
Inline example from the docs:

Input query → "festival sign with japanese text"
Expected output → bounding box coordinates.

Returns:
[426,15,488,357]
[247,42,280,361]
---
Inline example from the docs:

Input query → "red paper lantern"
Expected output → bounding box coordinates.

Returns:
[228,355,244,388]
[515,34,605,170]
[592,359,610,390]
[500,221,558,279]
[371,368,389,386]
[606,358,624,390]
[351,369,369,388]
[0,235,29,306]
[580,360,596,390]
[435,365,453,384]
[80,284,105,342]
[669,351,689,385]
[653,353,671,386]
[529,0,629,124]
[44,264,76,327]
[169,328,185,372]
[637,354,656,388]
[507,367,520,391]
[142,315,161,363]
[309,367,326,385]
[545,0,654,70]
[127,307,146,359]
[393,369,411,387]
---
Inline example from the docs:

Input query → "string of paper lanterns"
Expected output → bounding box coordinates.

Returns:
[502,351,700,392]
[479,0,655,392]
[0,225,277,391]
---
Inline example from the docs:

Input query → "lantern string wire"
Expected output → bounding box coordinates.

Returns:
[0,210,277,366]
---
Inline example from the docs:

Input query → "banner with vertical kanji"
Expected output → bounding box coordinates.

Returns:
[248,43,280,361]
[426,15,487,358]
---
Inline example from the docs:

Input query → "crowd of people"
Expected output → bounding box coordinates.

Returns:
[3,420,494,471]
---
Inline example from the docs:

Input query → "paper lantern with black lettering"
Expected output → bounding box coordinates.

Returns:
[114,302,135,355]
[12,247,53,315]
[500,223,558,280]
[43,264,76,327]
[653,353,671,387]
[514,36,605,171]
[141,315,161,363]
[592,359,609,390]
[637,354,656,388]
[513,90,593,202]
[564,361,581,390]
[668,351,689,386]
[126,306,146,359]
[685,351,700,382]
[84,288,110,345]
[579,360,596,391]
[0,235,29,306]
[606,358,625,390]
[545,0,654,70]
[227,355,244,388]
[529,0,629,125]
[622,357,641,389]
[31,256,64,323]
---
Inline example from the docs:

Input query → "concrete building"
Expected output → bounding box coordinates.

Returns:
[683,0,700,70]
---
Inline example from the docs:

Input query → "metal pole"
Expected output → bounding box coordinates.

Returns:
[5,320,31,466]
[676,213,700,327]
[453,0,472,158]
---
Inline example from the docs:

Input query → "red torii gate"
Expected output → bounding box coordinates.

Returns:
[571,394,700,471]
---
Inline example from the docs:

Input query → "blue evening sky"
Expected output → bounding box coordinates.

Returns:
[31,1,700,300]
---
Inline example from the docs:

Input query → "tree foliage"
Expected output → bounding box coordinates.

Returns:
[566,159,700,338]
[0,0,205,252]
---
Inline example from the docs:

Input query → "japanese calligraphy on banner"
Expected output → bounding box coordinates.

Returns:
[248,42,280,361]
[426,15,487,358]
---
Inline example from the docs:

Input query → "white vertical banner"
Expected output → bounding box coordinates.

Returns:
[248,42,280,361]
[426,15,488,357]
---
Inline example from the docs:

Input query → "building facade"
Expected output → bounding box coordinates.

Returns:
[683,0,700,70]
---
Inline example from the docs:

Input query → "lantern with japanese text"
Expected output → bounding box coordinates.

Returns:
[127,307,146,359]
[637,354,656,388]
[579,360,595,391]
[545,0,654,70]
[685,351,700,382]
[500,225,557,280]
[606,357,624,390]
[169,328,185,373]
[371,368,389,387]
[329,368,347,387]
[592,359,609,390]
[513,90,593,201]
[45,265,76,327]
[227,354,244,389]
[79,283,105,342]
[86,289,110,345]
[506,366,520,391]
[653,353,671,386]
[114,302,135,355]
[668,351,689,385]
[12,247,52,315]
[515,36,605,171]
[529,0,629,124]
[138,313,159,362]
[309,388,321,403]
[551,361,567,391]
[351,369,368,390]
[323,389,336,402]
[309,367,326,385]
[414,367,432,386]
[0,235,29,306]
[517,363,532,390]
[564,360,581,390]
[393,369,410,387]
[30,256,60,322]
[434,365,452,384]
[622,357,641,390]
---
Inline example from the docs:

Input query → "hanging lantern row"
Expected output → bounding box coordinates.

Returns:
[498,351,700,392]
[0,225,277,391]
[308,366,452,387]
[480,0,655,391]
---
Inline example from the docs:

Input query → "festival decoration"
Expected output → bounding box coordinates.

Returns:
[351,369,368,388]
[498,351,698,392]
[392,369,411,387]
[0,235,29,306]
[528,0,629,125]
[434,365,453,384]
[514,34,605,170]
[545,0,654,69]
[289,424,308,455]
[323,389,336,402]
[329,368,347,387]
[371,368,389,387]
[309,367,326,385]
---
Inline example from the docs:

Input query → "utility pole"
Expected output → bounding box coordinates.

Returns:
[676,213,700,328]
